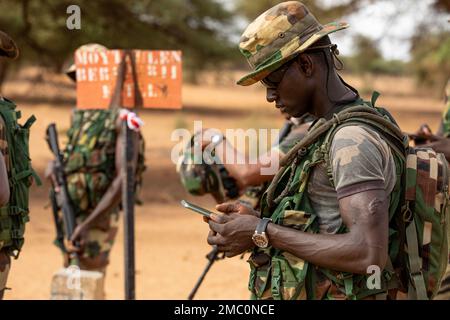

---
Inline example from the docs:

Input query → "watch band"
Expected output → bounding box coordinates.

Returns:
[256,217,272,234]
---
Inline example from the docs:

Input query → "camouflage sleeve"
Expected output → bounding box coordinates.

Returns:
[277,122,310,155]
[330,125,396,200]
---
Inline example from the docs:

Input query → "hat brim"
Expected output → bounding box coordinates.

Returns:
[236,22,349,86]
[0,31,19,60]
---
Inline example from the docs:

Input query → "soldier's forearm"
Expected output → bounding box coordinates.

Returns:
[219,143,281,189]
[267,190,389,275]
[267,223,385,275]
[82,174,122,228]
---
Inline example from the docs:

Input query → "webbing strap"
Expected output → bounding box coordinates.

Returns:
[371,91,380,107]
[32,169,42,186]
[343,275,356,300]
[0,206,26,217]
[13,169,33,181]
[267,104,406,207]
[271,259,282,300]
[406,220,428,300]
[108,50,143,110]
[23,115,36,129]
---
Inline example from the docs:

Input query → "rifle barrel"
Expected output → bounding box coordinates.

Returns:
[188,246,219,300]
[46,123,79,265]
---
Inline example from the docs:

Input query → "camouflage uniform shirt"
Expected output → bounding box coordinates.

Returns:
[307,125,397,234]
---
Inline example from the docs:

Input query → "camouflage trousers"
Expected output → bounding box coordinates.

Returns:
[0,249,10,299]
[61,208,120,273]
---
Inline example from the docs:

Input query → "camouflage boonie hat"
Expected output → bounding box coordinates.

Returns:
[65,43,108,81]
[0,31,19,60]
[237,1,348,86]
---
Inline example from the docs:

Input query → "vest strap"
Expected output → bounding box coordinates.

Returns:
[406,219,428,300]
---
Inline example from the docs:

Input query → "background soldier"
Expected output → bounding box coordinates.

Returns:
[413,79,450,161]
[413,80,450,300]
[46,44,145,286]
[0,30,38,299]
[178,110,314,208]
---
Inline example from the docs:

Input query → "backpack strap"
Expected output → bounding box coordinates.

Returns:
[403,153,429,300]
[371,91,380,108]
[267,104,406,207]
[405,216,428,300]
[23,115,36,129]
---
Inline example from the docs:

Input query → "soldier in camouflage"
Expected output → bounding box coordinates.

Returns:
[46,44,145,278]
[205,1,406,300]
[414,80,450,300]
[0,31,28,299]
[198,112,313,208]
[413,79,450,162]
[0,31,17,299]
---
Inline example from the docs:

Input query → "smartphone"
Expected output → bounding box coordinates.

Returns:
[180,200,214,218]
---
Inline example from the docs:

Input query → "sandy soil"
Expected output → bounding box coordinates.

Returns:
[0,69,444,299]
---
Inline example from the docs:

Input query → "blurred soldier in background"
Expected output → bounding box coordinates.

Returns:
[413,79,450,300]
[413,79,450,161]
[0,30,39,299]
[45,44,146,288]
[177,110,313,209]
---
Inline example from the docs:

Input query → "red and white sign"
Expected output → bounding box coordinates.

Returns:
[75,50,182,109]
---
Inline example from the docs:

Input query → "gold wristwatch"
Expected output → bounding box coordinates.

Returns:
[252,217,272,248]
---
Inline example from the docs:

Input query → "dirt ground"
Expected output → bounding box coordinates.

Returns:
[0,69,444,299]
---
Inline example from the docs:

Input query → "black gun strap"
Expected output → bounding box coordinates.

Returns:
[109,50,143,110]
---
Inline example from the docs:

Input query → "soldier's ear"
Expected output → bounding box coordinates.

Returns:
[296,54,314,77]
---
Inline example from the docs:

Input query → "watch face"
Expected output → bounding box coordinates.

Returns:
[252,232,269,248]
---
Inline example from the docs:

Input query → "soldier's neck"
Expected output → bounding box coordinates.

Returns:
[312,73,357,118]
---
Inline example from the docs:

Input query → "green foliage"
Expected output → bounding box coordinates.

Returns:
[369,59,406,76]
[410,30,450,94]
[0,0,238,72]
[235,0,362,23]
[342,34,407,76]
[351,34,382,74]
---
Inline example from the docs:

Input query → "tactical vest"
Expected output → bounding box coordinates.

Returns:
[63,109,146,217]
[0,98,40,257]
[248,94,450,300]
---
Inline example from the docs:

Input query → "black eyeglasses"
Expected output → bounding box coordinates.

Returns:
[260,44,341,89]
[260,56,297,89]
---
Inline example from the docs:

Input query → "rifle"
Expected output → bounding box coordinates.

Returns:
[188,245,224,300]
[46,123,79,266]
[49,188,65,252]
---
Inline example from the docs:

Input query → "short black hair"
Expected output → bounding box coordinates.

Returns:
[311,35,332,47]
